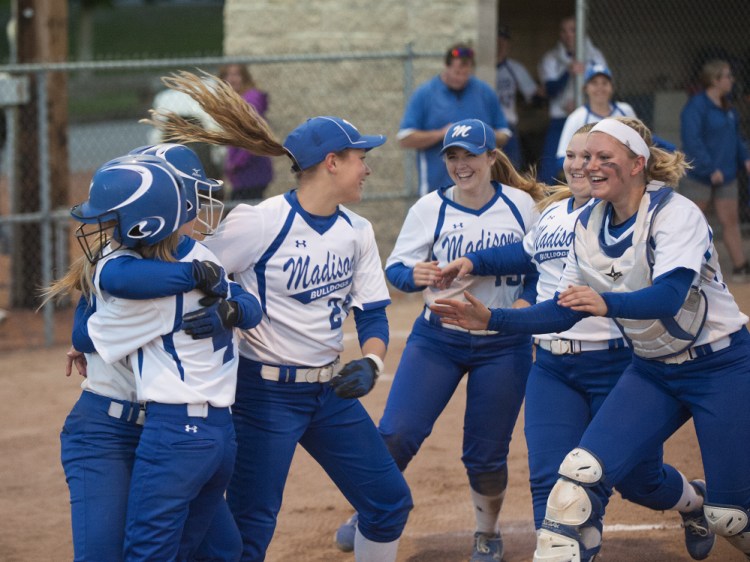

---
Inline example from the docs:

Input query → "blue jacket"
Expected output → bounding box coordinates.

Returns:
[680,91,749,184]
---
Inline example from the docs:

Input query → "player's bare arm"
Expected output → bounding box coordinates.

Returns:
[429,290,491,331]
[558,285,608,316]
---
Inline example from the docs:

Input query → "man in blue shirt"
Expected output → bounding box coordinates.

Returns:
[398,43,511,196]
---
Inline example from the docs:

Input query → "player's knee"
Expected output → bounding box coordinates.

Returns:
[705,504,750,554]
[358,486,413,542]
[543,448,605,527]
[379,428,417,472]
[468,466,508,497]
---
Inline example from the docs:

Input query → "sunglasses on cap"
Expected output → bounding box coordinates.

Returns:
[450,47,474,59]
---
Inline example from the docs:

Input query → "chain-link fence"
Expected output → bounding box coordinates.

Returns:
[0,49,443,346]
[585,0,750,217]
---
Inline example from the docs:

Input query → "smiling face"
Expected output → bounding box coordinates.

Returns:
[584,131,646,212]
[563,132,591,202]
[333,148,371,204]
[444,147,495,192]
[585,75,613,106]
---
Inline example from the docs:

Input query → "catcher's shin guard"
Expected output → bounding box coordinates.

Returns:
[705,504,750,557]
[533,448,606,562]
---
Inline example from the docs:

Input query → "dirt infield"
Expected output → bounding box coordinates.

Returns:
[1,287,749,561]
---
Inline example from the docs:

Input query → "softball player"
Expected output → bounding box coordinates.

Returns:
[431,117,750,562]
[66,155,257,561]
[440,123,715,560]
[46,149,244,561]
[145,71,413,562]
[337,119,543,562]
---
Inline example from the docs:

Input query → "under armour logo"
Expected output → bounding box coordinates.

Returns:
[605,266,623,281]
[295,240,307,248]
[185,425,198,433]
[453,223,463,229]
[451,125,472,138]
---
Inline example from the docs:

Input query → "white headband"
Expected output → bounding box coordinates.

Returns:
[590,119,650,162]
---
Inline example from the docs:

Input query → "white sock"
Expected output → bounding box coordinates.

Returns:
[471,488,505,534]
[672,474,703,513]
[354,528,399,562]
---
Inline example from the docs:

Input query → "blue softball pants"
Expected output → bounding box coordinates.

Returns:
[61,391,241,562]
[525,346,685,528]
[579,328,750,515]
[377,315,532,494]
[123,402,237,562]
[227,356,413,562]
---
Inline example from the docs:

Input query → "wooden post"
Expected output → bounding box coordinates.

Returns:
[12,0,69,307]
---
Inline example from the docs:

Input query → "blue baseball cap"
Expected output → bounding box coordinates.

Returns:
[283,116,386,171]
[585,63,612,83]
[440,119,496,155]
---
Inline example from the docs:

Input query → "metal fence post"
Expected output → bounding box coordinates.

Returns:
[402,42,415,197]
[36,70,54,346]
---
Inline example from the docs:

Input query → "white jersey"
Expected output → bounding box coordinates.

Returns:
[538,39,607,119]
[80,351,138,403]
[387,182,538,309]
[555,102,636,160]
[559,186,749,346]
[202,191,391,367]
[495,57,538,126]
[86,238,238,407]
[524,197,628,343]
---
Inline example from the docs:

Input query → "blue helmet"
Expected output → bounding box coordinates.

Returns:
[71,154,187,262]
[129,143,224,235]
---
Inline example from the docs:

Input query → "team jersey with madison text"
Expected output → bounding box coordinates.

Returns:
[86,237,238,407]
[388,182,538,309]
[202,190,391,367]
[559,187,749,346]
[523,197,623,343]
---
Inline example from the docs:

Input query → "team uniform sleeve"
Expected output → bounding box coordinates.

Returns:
[386,203,433,268]
[353,306,389,348]
[99,255,195,299]
[467,241,535,276]
[602,268,693,319]
[202,204,266,275]
[487,295,586,333]
[87,297,176,364]
[71,295,96,353]
[348,220,391,311]
[228,281,263,329]
[650,199,709,279]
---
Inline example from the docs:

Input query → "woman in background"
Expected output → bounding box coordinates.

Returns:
[218,63,274,201]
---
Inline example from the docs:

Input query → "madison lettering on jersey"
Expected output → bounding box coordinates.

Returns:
[533,223,575,264]
[442,229,520,261]
[284,251,353,304]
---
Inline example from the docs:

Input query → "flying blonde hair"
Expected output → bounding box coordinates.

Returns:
[142,70,287,161]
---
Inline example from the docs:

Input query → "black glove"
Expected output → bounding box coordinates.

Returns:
[181,296,241,339]
[192,260,228,299]
[329,357,379,399]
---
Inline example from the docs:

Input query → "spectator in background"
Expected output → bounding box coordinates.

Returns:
[680,58,750,282]
[537,15,607,184]
[553,64,637,176]
[495,25,543,169]
[218,64,274,201]
[399,43,511,196]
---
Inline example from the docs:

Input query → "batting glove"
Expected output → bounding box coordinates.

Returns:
[192,260,228,299]
[181,296,243,339]
[329,354,384,399]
